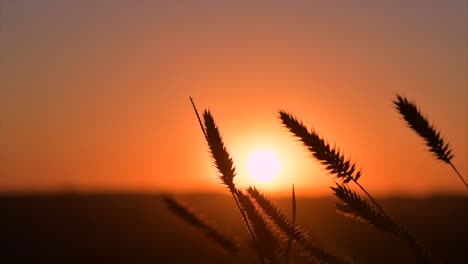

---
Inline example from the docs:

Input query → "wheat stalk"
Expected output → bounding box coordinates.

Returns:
[191,99,348,263]
[191,98,288,263]
[285,184,296,263]
[236,190,283,263]
[331,183,432,263]
[202,110,237,192]
[162,194,239,253]
[279,111,390,217]
[331,183,397,234]
[393,94,467,190]
[278,112,385,211]
[190,98,261,258]
[279,111,361,184]
[190,97,207,139]
[247,186,307,243]
[247,186,351,264]
[279,110,432,263]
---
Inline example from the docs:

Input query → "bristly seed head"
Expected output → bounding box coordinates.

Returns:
[279,111,362,183]
[393,94,453,163]
[203,110,237,191]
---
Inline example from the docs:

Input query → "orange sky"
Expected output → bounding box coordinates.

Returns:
[1,1,467,196]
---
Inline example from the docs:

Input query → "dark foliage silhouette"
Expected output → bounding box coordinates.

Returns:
[162,98,349,264]
[163,94,466,263]
[393,94,467,190]
[279,111,432,264]
[162,194,239,253]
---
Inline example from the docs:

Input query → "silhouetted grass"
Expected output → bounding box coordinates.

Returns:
[247,186,307,243]
[331,183,397,234]
[164,94,465,263]
[162,98,348,264]
[162,194,239,253]
[236,190,282,263]
[279,111,431,263]
[279,111,361,184]
[393,94,467,190]
[284,185,296,263]
[189,97,262,261]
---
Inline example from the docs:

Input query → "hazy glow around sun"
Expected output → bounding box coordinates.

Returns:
[247,150,281,182]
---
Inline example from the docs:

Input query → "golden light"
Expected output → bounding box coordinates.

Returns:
[246,150,281,182]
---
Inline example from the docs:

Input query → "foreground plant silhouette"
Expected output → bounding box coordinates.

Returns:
[163,98,350,264]
[393,94,467,190]
[279,111,432,264]
[162,194,239,253]
[164,94,462,263]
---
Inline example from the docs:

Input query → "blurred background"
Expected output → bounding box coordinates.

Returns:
[1,1,467,196]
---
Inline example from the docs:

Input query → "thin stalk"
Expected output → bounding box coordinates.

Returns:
[231,189,258,251]
[353,180,430,263]
[449,162,468,190]
[189,97,207,139]
[162,194,239,253]
[352,180,390,222]
[285,184,296,263]
[190,97,262,263]
[232,190,267,264]
[394,94,467,191]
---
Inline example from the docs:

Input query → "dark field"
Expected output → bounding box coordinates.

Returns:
[1,193,467,264]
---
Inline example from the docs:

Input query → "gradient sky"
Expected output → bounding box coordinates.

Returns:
[1,1,467,196]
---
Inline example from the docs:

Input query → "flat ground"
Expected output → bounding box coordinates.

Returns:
[1,193,467,263]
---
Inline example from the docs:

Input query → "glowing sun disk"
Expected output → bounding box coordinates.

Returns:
[247,150,281,182]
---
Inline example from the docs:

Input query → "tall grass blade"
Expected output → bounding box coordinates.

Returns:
[393,94,452,163]
[331,183,432,263]
[393,94,467,189]
[279,111,361,183]
[247,187,307,242]
[189,96,207,139]
[280,109,431,263]
[331,183,397,234]
[190,98,260,260]
[162,194,239,253]
[285,184,296,263]
[203,110,237,191]
[247,186,350,264]
[279,110,387,218]
[237,190,282,263]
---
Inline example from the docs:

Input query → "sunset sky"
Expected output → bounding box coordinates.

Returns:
[1,1,467,196]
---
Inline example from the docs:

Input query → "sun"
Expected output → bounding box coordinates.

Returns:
[246,150,281,182]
